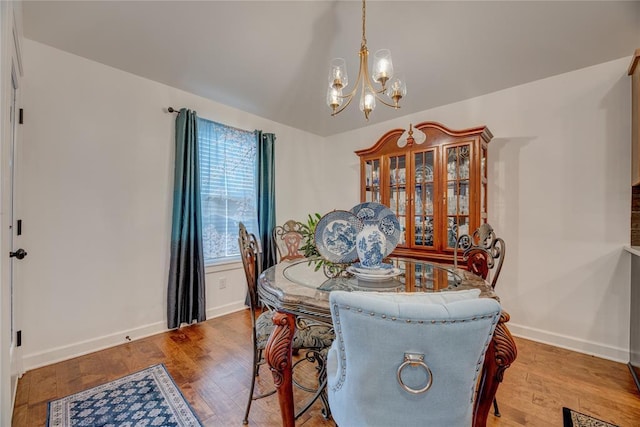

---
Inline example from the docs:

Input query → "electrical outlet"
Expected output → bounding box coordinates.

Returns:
[219,277,227,289]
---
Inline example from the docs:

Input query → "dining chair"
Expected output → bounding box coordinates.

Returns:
[238,222,334,425]
[454,222,505,416]
[271,219,306,262]
[454,223,505,289]
[326,290,501,427]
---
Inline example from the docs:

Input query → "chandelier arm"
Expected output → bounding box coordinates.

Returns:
[332,57,366,100]
[362,51,374,92]
[373,96,400,109]
[359,47,369,86]
[337,92,355,100]
[347,45,368,98]
[361,48,386,94]
[338,52,363,101]
[331,93,356,116]
[361,53,369,93]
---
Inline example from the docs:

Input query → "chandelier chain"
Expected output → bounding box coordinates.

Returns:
[361,0,367,48]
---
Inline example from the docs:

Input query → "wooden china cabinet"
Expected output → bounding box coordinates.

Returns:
[356,121,493,263]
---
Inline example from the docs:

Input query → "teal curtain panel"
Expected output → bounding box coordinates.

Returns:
[256,131,276,273]
[167,108,206,329]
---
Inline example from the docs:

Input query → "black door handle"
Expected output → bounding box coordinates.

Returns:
[10,249,27,260]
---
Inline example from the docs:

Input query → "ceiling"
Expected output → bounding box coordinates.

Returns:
[22,1,640,137]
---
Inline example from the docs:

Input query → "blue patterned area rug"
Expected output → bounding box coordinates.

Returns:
[562,407,618,427]
[47,364,202,427]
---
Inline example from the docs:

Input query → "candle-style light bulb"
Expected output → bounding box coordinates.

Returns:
[373,49,394,87]
[387,75,406,108]
[327,86,343,114]
[359,87,376,120]
[328,58,348,89]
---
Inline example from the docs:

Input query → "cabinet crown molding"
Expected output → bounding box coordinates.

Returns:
[355,121,492,157]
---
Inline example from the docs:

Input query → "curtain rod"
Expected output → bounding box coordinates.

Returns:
[167,107,262,135]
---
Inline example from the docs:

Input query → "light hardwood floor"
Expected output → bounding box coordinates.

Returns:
[11,309,640,426]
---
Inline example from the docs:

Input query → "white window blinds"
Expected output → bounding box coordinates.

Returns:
[197,118,259,264]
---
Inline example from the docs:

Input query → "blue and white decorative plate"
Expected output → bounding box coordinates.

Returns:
[314,210,363,263]
[352,261,393,270]
[351,262,394,275]
[346,266,403,281]
[350,202,401,257]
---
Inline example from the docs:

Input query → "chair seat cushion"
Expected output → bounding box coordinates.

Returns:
[256,310,334,350]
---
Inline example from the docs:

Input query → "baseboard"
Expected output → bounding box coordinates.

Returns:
[20,306,629,373]
[206,301,247,319]
[508,322,629,363]
[23,301,247,371]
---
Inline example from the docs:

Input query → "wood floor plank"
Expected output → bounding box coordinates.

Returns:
[26,401,48,427]
[11,309,640,426]
[13,370,29,407]
[26,364,58,405]
[10,402,27,427]
[192,376,247,423]
[177,381,216,422]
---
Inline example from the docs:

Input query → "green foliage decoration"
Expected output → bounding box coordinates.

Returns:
[299,213,327,271]
[299,213,349,276]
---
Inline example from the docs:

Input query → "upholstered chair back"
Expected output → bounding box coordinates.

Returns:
[327,290,501,427]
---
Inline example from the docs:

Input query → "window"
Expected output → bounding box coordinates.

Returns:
[198,118,259,264]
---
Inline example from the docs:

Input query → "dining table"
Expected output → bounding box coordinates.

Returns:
[257,257,517,427]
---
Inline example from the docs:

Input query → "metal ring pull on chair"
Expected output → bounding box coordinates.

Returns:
[397,353,433,394]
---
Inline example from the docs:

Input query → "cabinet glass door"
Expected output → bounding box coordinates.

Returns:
[388,155,407,246]
[413,150,435,248]
[364,159,381,203]
[445,145,471,248]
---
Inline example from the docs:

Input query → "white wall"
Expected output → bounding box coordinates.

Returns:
[20,40,327,369]
[323,57,633,362]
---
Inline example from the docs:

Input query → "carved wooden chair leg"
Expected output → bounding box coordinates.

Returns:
[493,395,500,417]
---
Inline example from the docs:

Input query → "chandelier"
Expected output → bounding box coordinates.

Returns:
[326,0,406,120]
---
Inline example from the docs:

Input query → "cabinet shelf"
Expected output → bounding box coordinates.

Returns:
[356,121,492,263]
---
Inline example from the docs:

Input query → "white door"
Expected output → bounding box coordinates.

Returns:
[8,58,25,405]
[1,2,24,423]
